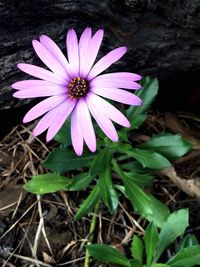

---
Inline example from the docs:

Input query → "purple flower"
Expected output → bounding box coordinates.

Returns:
[12,28,142,156]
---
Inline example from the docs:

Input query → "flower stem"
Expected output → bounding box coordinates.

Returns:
[84,203,99,267]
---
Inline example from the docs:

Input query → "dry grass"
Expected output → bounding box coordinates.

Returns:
[0,111,200,266]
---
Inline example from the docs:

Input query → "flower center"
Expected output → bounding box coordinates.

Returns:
[68,77,89,99]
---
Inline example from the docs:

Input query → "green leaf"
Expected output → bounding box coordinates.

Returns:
[90,148,111,177]
[166,245,200,267]
[152,264,170,267]
[177,234,199,252]
[129,259,143,267]
[146,195,170,228]
[24,173,71,195]
[130,148,171,169]
[88,244,130,267]
[54,121,71,147]
[131,235,144,262]
[123,171,154,188]
[43,147,93,173]
[127,77,159,128]
[75,185,101,220]
[138,133,192,160]
[154,209,189,262]
[99,163,119,213]
[67,173,95,191]
[112,160,153,219]
[144,222,159,266]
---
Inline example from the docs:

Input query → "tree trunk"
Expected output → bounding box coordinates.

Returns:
[1,0,200,110]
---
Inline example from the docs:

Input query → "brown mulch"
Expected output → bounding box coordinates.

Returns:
[0,111,200,267]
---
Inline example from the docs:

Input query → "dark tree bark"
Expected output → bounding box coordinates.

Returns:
[1,0,200,110]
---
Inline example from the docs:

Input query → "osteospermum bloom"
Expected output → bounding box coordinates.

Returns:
[12,28,142,155]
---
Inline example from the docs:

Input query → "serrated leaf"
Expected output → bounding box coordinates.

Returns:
[99,163,119,213]
[67,173,94,191]
[43,147,93,173]
[138,133,192,160]
[75,185,101,220]
[131,235,144,262]
[88,244,130,267]
[166,245,200,267]
[154,209,189,262]
[130,148,171,169]
[127,78,159,128]
[144,222,159,266]
[24,173,71,195]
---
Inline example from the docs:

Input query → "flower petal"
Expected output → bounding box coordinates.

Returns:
[17,63,67,85]
[90,74,142,90]
[66,29,79,77]
[11,80,58,90]
[81,29,104,78]
[76,98,96,152]
[23,95,68,123]
[87,93,130,127]
[13,85,66,98]
[39,35,72,78]
[95,72,142,82]
[87,47,127,80]
[79,27,92,77]
[32,40,67,79]
[91,87,142,106]
[46,98,76,141]
[85,93,118,142]
[71,104,84,156]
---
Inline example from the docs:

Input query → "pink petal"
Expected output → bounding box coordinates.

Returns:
[66,29,79,77]
[91,87,142,106]
[11,80,58,90]
[81,29,104,78]
[71,104,84,156]
[32,40,67,79]
[85,93,118,142]
[79,27,92,77]
[76,98,96,152]
[39,35,72,78]
[90,75,142,90]
[46,98,76,141]
[87,47,127,80]
[33,108,58,137]
[17,63,67,85]
[95,72,142,81]
[87,93,130,127]
[23,95,68,123]
[13,85,66,98]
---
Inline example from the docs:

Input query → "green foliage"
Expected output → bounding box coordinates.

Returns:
[88,244,130,267]
[24,173,71,194]
[99,162,119,213]
[131,235,144,262]
[144,222,159,266]
[138,133,192,160]
[89,209,200,267]
[43,147,93,173]
[126,77,159,128]
[54,121,71,147]
[75,184,101,220]
[166,246,200,267]
[154,209,189,262]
